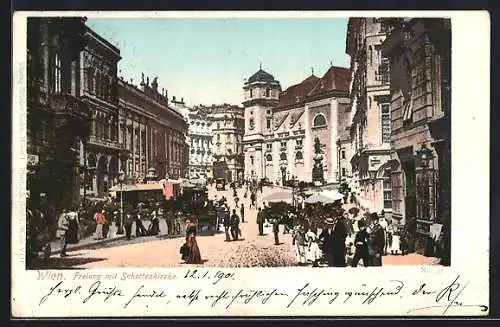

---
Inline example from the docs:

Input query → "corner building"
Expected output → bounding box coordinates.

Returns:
[79,25,122,198]
[381,18,451,255]
[243,67,351,184]
[118,75,189,181]
[210,104,245,182]
[346,18,392,214]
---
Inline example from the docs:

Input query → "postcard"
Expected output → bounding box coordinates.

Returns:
[12,10,490,317]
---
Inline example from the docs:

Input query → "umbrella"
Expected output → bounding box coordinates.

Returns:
[304,192,338,205]
[321,189,344,201]
[261,190,293,204]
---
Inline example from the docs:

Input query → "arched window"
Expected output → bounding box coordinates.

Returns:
[295,151,303,160]
[368,46,373,66]
[313,114,327,127]
[249,118,255,129]
[250,156,254,165]
[280,153,287,161]
[266,154,272,161]
[265,87,270,97]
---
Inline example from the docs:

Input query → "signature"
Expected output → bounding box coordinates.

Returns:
[407,275,488,315]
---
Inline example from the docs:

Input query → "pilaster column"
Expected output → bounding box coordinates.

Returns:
[139,123,143,175]
[132,121,136,176]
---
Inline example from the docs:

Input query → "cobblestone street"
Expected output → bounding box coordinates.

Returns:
[31,185,440,269]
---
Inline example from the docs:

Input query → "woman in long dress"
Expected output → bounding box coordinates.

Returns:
[185,218,202,264]
[306,224,322,267]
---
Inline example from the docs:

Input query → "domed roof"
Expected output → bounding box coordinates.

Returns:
[248,69,275,83]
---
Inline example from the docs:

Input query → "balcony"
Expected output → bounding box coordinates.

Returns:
[50,93,91,138]
[279,146,287,151]
[295,144,303,150]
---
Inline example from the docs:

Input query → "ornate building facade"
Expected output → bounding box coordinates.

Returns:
[210,104,245,182]
[173,98,213,179]
[118,75,189,181]
[27,17,90,209]
[79,25,122,198]
[243,67,351,184]
[346,18,392,214]
[381,18,451,256]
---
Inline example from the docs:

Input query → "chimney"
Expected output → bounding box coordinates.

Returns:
[146,76,150,86]
[181,97,184,104]
[173,96,176,102]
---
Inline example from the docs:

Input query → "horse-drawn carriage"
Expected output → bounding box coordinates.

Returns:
[178,184,217,236]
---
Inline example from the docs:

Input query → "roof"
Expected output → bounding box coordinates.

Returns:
[308,66,350,97]
[275,74,320,110]
[248,69,276,83]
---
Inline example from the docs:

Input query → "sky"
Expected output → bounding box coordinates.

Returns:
[87,17,350,107]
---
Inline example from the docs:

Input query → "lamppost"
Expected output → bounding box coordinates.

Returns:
[290,175,298,208]
[117,149,130,235]
[368,170,377,213]
[117,169,125,235]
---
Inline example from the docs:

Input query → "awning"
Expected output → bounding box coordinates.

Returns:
[108,184,138,192]
[136,183,163,191]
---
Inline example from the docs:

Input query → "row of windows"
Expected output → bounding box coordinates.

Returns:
[249,152,304,165]
[215,134,242,142]
[265,139,303,149]
[248,113,326,131]
[249,87,272,98]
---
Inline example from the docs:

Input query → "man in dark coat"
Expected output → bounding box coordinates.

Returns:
[367,213,385,266]
[319,217,348,267]
[223,207,231,241]
[351,219,369,267]
[230,209,240,241]
[256,207,264,236]
[240,204,245,223]
[124,212,134,241]
[272,217,280,245]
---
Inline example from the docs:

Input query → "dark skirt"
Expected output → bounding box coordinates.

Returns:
[186,235,202,264]
[66,220,79,244]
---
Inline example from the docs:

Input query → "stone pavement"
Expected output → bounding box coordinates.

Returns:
[38,185,439,268]
[51,218,172,255]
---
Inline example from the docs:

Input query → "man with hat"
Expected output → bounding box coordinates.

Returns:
[367,212,385,266]
[319,216,348,267]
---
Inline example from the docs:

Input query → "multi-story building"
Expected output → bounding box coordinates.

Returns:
[27,17,90,209]
[243,66,351,184]
[173,98,213,179]
[79,25,122,198]
[346,18,392,214]
[118,75,189,181]
[381,18,451,256]
[210,104,245,182]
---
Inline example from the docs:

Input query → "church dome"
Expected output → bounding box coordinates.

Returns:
[248,69,275,83]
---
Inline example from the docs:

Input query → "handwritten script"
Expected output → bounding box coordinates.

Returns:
[36,270,488,315]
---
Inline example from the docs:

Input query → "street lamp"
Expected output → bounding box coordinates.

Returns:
[368,170,377,213]
[117,169,125,235]
[416,143,435,169]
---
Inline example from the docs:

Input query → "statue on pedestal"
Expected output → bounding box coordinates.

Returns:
[312,136,324,183]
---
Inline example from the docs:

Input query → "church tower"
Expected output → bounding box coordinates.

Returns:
[242,67,281,181]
